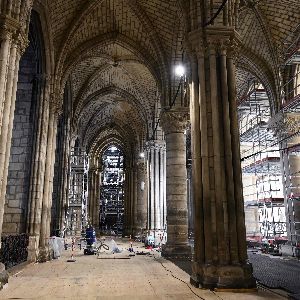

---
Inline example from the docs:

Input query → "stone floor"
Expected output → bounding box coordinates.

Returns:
[0,238,285,300]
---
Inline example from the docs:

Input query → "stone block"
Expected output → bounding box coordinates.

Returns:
[2,223,17,234]
[9,185,16,194]
[12,214,22,222]
[3,207,22,214]
[12,139,20,146]
[8,200,20,208]
[3,214,12,223]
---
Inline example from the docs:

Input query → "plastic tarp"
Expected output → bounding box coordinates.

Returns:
[49,237,65,258]
[99,239,122,253]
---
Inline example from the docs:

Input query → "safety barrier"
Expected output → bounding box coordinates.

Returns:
[0,233,29,269]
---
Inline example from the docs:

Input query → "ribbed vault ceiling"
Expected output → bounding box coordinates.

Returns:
[45,0,299,152]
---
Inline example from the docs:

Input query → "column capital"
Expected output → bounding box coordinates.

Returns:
[145,139,166,151]
[268,112,300,139]
[160,108,189,134]
[186,27,241,59]
[0,1,33,54]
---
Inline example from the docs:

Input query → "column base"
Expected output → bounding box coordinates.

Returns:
[161,243,191,259]
[38,247,50,263]
[190,262,257,289]
[27,236,39,263]
[0,263,8,290]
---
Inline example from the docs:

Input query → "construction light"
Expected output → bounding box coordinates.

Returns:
[175,64,185,77]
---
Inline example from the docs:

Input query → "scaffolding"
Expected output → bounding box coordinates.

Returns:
[100,146,124,235]
[239,81,286,241]
[64,146,89,236]
[279,39,300,244]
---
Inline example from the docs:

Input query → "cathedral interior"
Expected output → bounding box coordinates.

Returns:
[0,0,300,297]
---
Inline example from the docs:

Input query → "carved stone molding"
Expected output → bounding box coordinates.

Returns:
[0,0,33,53]
[187,27,241,60]
[145,140,166,151]
[160,108,189,134]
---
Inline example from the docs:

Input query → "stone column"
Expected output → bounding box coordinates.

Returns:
[187,28,256,289]
[87,158,101,229]
[0,1,32,286]
[123,166,131,235]
[27,75,50,262]
[55,99,72,236]
[0,1,31,137]
[0,33,12,135]
[123,164,137,236]
[88,157,96,225]
[94,161,101,230]
[145,140,166,239]
[39,107,58,261]
[160,109,191,258]
[0,42,21,242]
[135,158,148,235]
[0,10,29,247]
[46,113,58,239]
[131,165,138,234]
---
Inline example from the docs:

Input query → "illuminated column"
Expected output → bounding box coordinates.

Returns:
[146,140,166,233]
[160,110,190,258]
[187,27,256,288]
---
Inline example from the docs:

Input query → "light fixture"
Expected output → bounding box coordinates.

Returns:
[175,64,185,77]
[139,152,145,158]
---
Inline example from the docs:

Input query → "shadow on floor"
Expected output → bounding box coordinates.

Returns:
[167,258,193,276]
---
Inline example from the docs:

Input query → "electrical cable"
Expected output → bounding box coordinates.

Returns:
[152,255,209,300]
[203,0,228,27]
[212,290,224,299]
[150,76,184,141]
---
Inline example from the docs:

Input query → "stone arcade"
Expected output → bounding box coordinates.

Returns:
[0,0,299,292]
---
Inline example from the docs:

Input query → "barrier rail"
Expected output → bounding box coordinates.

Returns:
[0,234,29,269]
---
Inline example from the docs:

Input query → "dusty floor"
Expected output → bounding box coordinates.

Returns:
[0,238,285,300]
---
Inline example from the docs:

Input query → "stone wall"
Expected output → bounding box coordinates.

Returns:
[2,42,36,234]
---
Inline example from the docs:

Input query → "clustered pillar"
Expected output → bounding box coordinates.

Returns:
[160,109,190,258]
[0,1,62,279]
[39,107,58,260]
[187,28,256,289]
[88,158,101,230]
[26,88,59,262]
[124,165,134,235]
[135,158,148,235]
[145,140,166,241]
[0,1,31,251]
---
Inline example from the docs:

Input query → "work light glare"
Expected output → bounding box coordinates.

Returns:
[175,65,185,77]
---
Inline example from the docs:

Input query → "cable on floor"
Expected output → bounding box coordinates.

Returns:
[152,255,212,300]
